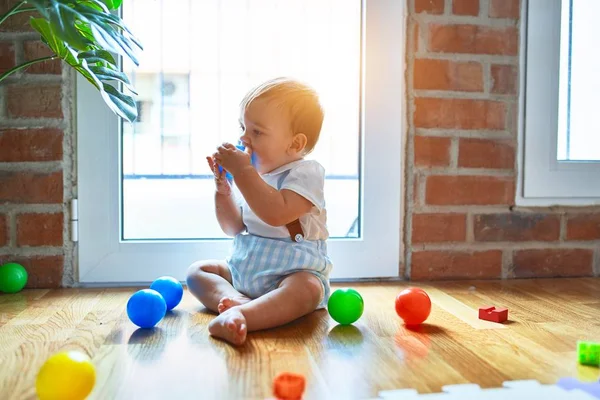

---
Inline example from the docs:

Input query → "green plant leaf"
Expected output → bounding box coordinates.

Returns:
[100,0,123,10]
[88,65,137,94]
[31,18,55,47]
[48,0,90,50]
[27,0,51,19]
[90,21,139,65]
[88,65,129,83]
[74,64,101,90]
[80,0,109,13]
[25,0,140,123]
[78,49,116,66]
[28,0,142,63]
[77,61,137,122]
[79,11,136,48]
[74,20,96,43]
[121,28,142,51]
[86,8,131,34]
[102,83,137,122]
[30,17,78,65]
[76,6,142,50]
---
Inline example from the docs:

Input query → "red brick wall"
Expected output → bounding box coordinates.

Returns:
[406,0,600,280]
[0,0,72,288]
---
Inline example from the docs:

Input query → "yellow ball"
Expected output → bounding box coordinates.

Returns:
[36,351,96,400]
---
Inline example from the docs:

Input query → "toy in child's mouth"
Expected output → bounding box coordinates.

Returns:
[218,142,257,180]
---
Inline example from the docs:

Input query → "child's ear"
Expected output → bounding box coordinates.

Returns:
[289,133,308,154]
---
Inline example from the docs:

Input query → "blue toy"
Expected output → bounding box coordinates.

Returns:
[218,143,257,180]
[149,276,183,311]
[127,289,167,328]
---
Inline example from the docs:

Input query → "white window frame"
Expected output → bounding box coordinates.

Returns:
[519,0,600,206]
[76,0,405,284]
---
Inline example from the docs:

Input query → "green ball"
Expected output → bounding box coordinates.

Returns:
[0,262,28,293]
[327,288,364,325]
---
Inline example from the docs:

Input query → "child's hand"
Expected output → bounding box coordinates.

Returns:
[212,143,253,177]
[206,156,231,195]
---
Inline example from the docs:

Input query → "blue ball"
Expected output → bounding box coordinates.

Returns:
[127,289,167,328]
[150,276,183,311]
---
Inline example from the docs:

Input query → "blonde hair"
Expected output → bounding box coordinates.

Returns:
[240,77,324,154]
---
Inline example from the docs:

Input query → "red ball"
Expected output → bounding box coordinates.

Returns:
[395,287,431,325]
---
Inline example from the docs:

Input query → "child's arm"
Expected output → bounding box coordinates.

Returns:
[212,144,314,227]
[233,166,313,227]
[215,191,245,236]
[207,156,245,236]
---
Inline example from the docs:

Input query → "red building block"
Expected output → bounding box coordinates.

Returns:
[478,305,508,323]
[273,372,305,400]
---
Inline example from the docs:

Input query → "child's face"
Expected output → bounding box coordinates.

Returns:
[239,99,301,174]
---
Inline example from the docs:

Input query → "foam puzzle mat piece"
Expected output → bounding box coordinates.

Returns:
[441,383,484,393]
[376,389,419,399]
[557,378,600,399]
[371,380,598,399]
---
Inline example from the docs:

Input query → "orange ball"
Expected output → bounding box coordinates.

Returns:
[395,287,431,325]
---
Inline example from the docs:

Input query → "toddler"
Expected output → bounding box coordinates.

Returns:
[186,77,333,345]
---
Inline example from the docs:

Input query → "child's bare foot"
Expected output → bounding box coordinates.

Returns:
[218,295,251,313]
[208,307,248,345]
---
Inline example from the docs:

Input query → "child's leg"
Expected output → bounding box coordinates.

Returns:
[186,260,250,313]
[208,271,323,345]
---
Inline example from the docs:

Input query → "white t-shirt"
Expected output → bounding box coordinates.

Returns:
[233,159,329,241]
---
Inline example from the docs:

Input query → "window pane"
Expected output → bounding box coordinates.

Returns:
[557,0,600,161]
[121,0,361,240]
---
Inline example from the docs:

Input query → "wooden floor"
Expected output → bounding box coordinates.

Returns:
[1,279,600,399]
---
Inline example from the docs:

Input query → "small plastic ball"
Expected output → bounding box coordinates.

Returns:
[127,289,167,328]
[36,351,96,400]
[327,288,364,325]
[0,262,28,293]
[150,276,183,311]
[395,287,431,325]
